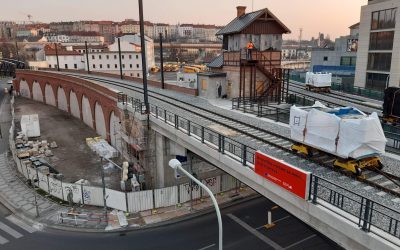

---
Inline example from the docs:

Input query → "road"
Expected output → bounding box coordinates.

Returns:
[0,77,342,250]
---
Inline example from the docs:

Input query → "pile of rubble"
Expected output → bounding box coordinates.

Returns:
[15,132,58,159]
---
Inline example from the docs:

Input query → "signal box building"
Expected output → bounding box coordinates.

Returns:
[204,6,291,103]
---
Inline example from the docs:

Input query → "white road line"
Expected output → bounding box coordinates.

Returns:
[6,216,37,233]
[198,243,215,250]
[255,215,291,229]
[0,222,23,238]
[284,234,316,249]
[227,213,284,250]
[0,234,9,245]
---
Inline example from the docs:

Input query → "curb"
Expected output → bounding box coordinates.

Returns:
[43,193,261,233]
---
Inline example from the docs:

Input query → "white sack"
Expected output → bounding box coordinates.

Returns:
[289,105,308,143]
[304,109,340,154]
[337,112,386,159]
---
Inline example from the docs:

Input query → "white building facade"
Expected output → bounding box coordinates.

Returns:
[354,0,400,91]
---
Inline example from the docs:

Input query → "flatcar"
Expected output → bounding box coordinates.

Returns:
[290,103,386,175]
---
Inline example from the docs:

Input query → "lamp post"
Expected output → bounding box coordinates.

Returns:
[118,37,123,79]
[168,159,223,250]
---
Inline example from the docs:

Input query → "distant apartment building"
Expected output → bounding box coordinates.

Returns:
[49,22,74,33]
[178,24,194,38]
[44,34,154,76]
[0,21,15,39]
[153,23,169,38]
[43,32,105,44]
[354,0,399,91]
[310,23,359,82]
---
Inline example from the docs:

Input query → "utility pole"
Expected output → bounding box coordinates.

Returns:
[118,37,123,79]
[85,41,90,74]
[55,43,60,71]
[159,33,165,89]
[15,41,19,60]
[138,0,149,114]
[100,158,108,223]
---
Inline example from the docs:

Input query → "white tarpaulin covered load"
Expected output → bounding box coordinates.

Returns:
[305,72,332,88]
[290,103,386,159]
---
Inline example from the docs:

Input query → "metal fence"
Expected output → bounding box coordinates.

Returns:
[310,175,400,247]
[331,82,384,101]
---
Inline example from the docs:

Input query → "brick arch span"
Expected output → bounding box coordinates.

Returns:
[14,71,120,142]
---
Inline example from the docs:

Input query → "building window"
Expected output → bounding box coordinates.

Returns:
[323,56,328,61]
[99,55,102,59]
[92,55,95,59]
[366,73,389,91]
[93,64,96,69]
[130,64,132,68]
[122,55,125,59]
[367,53,392,71]
[114,55,117,59]
[106,55,109,59]
[49,65,52,68]
[107,64,110,69]
[74,64,77,69]
[136,55,139,59]
[100,64,103,69]
[136,64,140,68]
[340,56,357,66]
[115,64,118,69]
[371,8,397,30]
[137,73,140,77]
[122,64,125,68]
[369,31,394,50]
[129,55,132,59]
[130,73,133,76]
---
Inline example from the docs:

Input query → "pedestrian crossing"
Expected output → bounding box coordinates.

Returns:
[0,215,37,245]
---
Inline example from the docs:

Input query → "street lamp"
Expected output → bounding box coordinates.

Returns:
[168,159,223,250]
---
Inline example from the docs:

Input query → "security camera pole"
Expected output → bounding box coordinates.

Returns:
[138,0,149,114]
[168,159,223,250]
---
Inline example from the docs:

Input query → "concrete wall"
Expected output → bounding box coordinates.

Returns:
[32,81,43,102]
[45,84,56,106]
[95,102,106,139]
[57,87,68,112]
[82,95,92,128]
[69,90,80,118]
[19,80,30,97]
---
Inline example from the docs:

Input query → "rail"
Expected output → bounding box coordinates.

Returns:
[117,92,400,247]
[311,175,400,247]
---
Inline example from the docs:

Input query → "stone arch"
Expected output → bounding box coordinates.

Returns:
[32,81,43,102]
[19,80,30,97]
[45,84,56,106]
[82,95,93,128]
[95,102,107,139]
[69,90,80,119]
[109,111,121,151]
[57,86,68,112]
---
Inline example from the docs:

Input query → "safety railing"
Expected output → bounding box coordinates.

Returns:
[119,94,400,246]
[310,175,400,247]
[331,82,384,101]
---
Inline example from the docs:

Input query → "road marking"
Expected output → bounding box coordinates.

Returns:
[284,234,316,249]
[256,215,290,229]
[198,243,215,250]
[0,234,9,245]
[0,222,23,238]
[6,215,37,233]
[227,213,284,250]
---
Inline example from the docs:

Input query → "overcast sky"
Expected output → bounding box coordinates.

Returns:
[1,0,367,39]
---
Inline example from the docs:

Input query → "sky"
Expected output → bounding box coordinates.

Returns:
[1,0,368,40]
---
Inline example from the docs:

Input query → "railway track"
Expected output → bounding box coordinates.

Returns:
[59,72,400,198]
[289,81,383,112]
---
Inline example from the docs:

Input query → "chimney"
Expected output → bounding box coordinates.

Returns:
[236,6,247,18]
